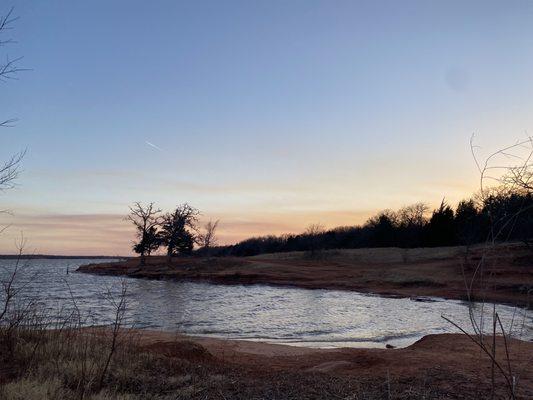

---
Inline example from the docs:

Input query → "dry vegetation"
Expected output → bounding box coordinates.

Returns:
[79,242,533,306]
[2,327,533,400]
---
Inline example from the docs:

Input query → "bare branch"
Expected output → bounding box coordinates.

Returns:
[198,219,219,256]
[0,149,26,191]
[125,202,162,265]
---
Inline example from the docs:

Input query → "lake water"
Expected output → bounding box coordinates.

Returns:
[1,258,531,348]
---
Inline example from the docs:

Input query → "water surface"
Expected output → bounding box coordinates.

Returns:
[1,258,531,348]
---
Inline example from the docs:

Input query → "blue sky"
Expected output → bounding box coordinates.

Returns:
[2,1,533,254]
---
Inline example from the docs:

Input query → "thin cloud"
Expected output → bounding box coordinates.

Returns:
[145,141,163,152]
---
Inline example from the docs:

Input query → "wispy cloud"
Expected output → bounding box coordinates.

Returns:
[145,141,163,152]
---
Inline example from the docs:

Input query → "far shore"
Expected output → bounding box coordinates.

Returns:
[78,242,533,306]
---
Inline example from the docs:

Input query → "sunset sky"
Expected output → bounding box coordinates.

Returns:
[2,1,533,255]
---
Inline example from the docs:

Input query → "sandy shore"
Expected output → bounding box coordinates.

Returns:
[78,243,533,306]
[128,330,533,398]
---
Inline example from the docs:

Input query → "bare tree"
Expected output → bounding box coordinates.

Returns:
[0,150,25,192]
[442,134,533,399]
[1,8,26,194]
[471,134,533,199]
[0,233,38,359]
[0,8,29,360]
[305,223,325,257]
[160,203,199,263]
[396,203,429,228]
[0,233,26,324]
[1,7,27,127]
[305,223,325,236]
[126,202,161,266]
[199,219,219,256]
[501,137,533,194]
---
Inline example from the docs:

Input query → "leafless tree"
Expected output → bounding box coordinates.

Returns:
[0,233,38,358]
[305,223,325,236]
[0,8,25,195]
[471,134,533,199]
[305,223,325,257]
[442,134,533,399]
[0,150,25,192]
[1,7,27,127]
[396,202,429,228]
[199,219,219,256]
[125,202,161,266]
[501,138,533,194]
[0,8,28,357]
[0,233,26,323]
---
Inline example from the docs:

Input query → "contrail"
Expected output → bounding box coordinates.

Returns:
[145,141,163,151]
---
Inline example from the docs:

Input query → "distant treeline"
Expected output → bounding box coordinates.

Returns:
[211,190,533,257]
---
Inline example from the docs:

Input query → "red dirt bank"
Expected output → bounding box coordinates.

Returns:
[78,243,533,306]
[135,331,533,398]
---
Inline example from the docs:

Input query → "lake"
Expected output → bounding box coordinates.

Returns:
[1,258,531,348]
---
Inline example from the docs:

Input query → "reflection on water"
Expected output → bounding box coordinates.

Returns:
[1,259,531,348]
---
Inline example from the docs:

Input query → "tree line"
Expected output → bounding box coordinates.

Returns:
[127,202,218,264]
[210,188,533,257]
[128,154,532,261]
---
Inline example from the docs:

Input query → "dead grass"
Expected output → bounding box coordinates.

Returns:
[3,327,532,399]
[249,245,471,263]
[0,327,502,400]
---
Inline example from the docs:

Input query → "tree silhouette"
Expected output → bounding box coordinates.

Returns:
[126,202,161,265]
[396,203,428,247]
[304,223,325,256]
[160,203,199,262]
[455,199,483,246]
[426,200,456,246]
[198,219,219,257]
[1,8,25,194]
[366,211,397,247]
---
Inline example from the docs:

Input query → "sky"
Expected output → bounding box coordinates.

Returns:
[1,0,533,255]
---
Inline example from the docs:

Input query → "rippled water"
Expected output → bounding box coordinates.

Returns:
[1,259,531,348]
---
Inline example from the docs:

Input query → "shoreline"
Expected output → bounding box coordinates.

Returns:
[5,327,533,398]
[74,269,528,309]
[77,243,533,307]
[120,329,533,396]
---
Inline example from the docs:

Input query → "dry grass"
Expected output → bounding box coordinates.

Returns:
[2,328,207,400]
[248,245,471,263]
[0,327,477,400]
